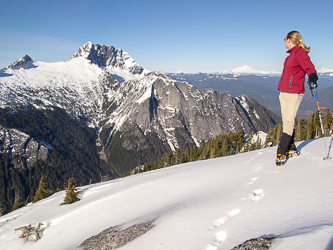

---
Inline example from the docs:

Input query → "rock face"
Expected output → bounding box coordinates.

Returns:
[96,72,281,175]
[0,125,49,170]
[78,223,154,250]
[7,55,34,69]
[71,42,117,67]
[100,72,280,152]
[230,237,275,250]
[71,42,145,78]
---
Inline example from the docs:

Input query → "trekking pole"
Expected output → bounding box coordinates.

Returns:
[308,81,331,160]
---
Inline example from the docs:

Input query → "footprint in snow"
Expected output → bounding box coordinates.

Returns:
[253,164,263,173]
[210,209,240,229]
[250,189,265,201]
[205,231,227,250]
[246,177,258,186]
[250,151,263,160]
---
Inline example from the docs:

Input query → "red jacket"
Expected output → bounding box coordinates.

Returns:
[278,45,316,94]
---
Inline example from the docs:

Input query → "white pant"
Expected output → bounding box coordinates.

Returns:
[279,92,304,136]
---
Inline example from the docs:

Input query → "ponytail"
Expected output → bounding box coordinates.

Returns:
[298,40,311,53]
[287,30,311,53]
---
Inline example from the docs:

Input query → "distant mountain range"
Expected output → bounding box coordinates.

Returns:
[218,64,333,78]
[168,68,333,117]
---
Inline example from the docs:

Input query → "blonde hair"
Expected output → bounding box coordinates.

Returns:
[287,30,311,53]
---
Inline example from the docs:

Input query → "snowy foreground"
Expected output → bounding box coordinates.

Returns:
[0,137,333,250]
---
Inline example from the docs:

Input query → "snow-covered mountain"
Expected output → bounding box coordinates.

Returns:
[317,68,333,74]
[1,55,109,120]
[317,68,333,80]
[0,43,281,155]
[0,137,332,250]
[219,65,333,81]
[0,43,282,214]
[219,65,281,77]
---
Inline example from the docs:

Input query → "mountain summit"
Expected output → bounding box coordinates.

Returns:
[71,42,148,82]
[7,54,34,69]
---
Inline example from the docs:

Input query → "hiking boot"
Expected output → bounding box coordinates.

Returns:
[286,149,299,158]
[277,133,292,156]
[275,154,287,166]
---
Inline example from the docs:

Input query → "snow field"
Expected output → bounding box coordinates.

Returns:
[0,137,332,250]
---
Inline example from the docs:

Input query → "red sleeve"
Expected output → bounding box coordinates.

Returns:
[295,49,316,75]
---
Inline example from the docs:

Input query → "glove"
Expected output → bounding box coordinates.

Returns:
[308,73,318,84]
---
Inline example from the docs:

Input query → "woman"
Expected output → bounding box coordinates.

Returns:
[276,30,318,166]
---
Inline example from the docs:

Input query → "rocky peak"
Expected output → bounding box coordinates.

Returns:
[8,55,34,69]
[71,42,144,77]
[71,42,116,67]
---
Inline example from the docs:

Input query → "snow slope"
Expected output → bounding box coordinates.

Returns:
[0,137,332,250]
[0,57,105,115]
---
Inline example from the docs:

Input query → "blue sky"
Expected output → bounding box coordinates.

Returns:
[1,0,332,73]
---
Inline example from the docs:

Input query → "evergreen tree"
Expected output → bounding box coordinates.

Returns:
[189,146,198,161]
[295,117,307,142]
[226,136,232,155]
[256,137,262,150]
[159,153,169,168]
[143,163,150,172]
[234,130,245,153]
[275,124,283,146]
[247,132,257,151]
[210,138,221,159]
[0,203,5,216]
[306,113,315,140]
[183,148,190,163]
[61,178,82,205]
[323,108,332,136]
[12,191,25,211]
[199,141,211,160]
[265,127,275,148]
[167,151,175,166]
[33,176,52,203]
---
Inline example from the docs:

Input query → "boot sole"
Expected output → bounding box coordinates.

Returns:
[276,160,287,167]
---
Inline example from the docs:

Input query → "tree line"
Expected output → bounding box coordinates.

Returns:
[129,108,332,175]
